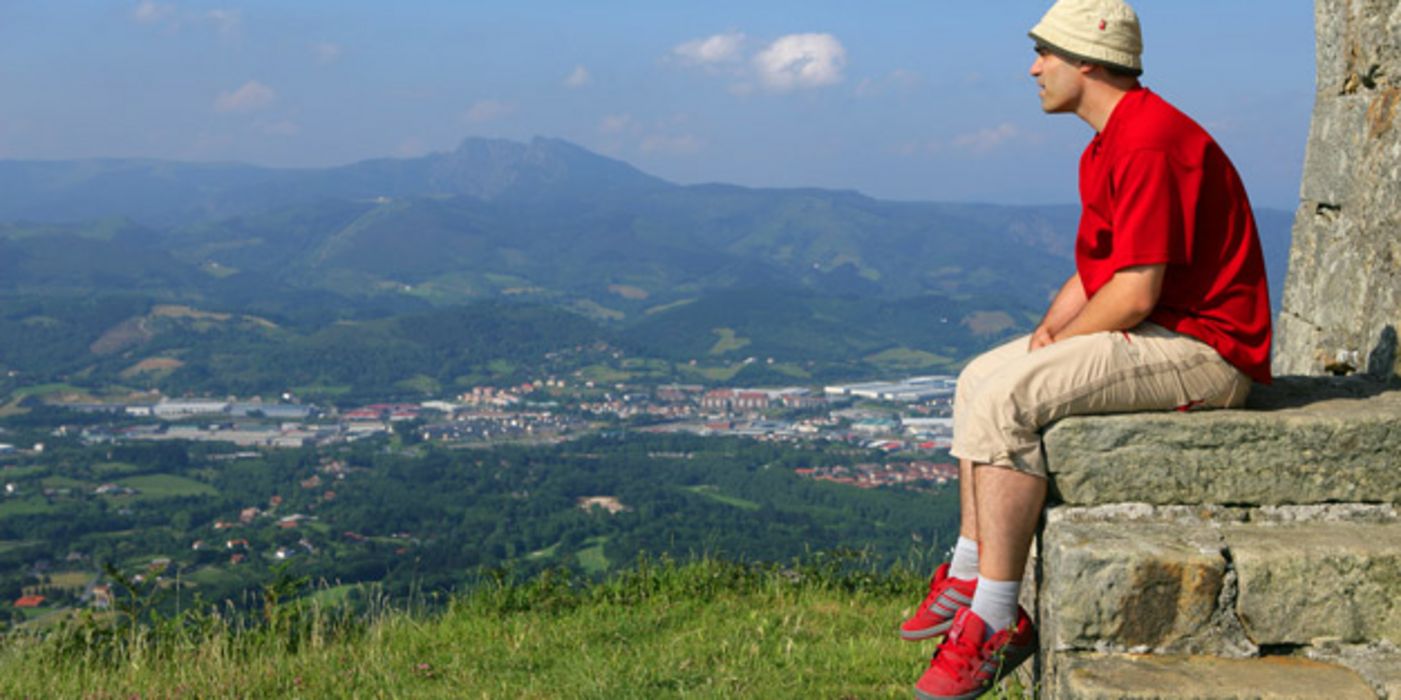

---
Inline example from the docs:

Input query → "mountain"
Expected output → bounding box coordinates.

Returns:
[0,137,1294,398]
[0,137,670,226]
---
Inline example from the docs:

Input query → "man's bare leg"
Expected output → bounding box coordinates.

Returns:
[958,458,978,540]
[941,458,982,581]
[967,463,1045,634]
[973,464,1044,581]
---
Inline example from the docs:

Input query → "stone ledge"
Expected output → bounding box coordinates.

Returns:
[1307,640,1401,700]
[1052,653,1377,700]
[1041,521,1251,656]
[1040,519,1401,654]
[1227,522,1401,645]
[1043,383,1401,506]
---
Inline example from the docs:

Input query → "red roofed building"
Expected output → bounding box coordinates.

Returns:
[14,595,45,608]
[700,389,735,412]
[734,391,770,412]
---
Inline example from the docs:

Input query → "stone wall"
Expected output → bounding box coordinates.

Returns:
[1274,0,1401,380]
[1034,380,1401,698]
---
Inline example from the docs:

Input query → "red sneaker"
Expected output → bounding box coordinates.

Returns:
[914,607,1037,700]
[899,563,976,641]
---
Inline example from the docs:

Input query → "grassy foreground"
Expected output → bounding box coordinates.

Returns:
[0,556,1027,699]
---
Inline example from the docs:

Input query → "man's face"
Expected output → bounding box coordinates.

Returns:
[1029,46,1083,114]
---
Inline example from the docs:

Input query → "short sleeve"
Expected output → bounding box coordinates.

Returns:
[1110,149,1189,269]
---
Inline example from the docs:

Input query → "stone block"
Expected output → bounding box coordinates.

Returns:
[1051,653,1376,700]
[1309,640,1401,700]
[1226,522,1401,645]
[1043,389,1401,506]
[1040,522,1253,656]
[1300,95,1369,205]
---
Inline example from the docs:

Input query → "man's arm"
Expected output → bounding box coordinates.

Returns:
[1030,273,1088,350]
[1052,264,1165,342]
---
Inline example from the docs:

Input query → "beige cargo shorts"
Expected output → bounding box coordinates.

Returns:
[950,322,1251,478]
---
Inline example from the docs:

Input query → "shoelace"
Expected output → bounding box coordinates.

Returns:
[927,618,983,679]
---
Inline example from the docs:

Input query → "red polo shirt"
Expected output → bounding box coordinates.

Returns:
[1076,88,1273,383]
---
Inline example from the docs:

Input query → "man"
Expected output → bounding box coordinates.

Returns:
[902,1,1273,697]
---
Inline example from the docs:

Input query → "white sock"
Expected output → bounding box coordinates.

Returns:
[969,577,1020,639]
[949,536,980,580]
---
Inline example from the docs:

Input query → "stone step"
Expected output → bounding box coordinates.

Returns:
[1038,516,1401,655]
[1042,381,1401,506]
[1050,653,1379,699]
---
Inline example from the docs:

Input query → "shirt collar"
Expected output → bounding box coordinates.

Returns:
[1090,86,1147,153]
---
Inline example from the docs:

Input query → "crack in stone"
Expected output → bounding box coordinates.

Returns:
[1210,529,1260,659]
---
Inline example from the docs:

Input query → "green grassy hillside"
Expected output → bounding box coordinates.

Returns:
[0,557,1026,699]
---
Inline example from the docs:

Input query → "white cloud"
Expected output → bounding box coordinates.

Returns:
[640,133,702,155]
[206,9,241,38]
[753,33,847,91]
[464,99,516,124]
[564,65,592,89]
[952,123,1021,153]
[673,32,746,66]
[313,41,343,65]
[598,114,636,135]
[214,81,276,113]
[132,2,238,37]
[132,1,172,24]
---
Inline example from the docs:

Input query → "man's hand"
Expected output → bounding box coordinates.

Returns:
[1028,325,1056,351]
[1054,264,1166,341]
[1030,273,1087,351]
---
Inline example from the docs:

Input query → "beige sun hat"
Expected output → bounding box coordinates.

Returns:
[1029,0,1143,76]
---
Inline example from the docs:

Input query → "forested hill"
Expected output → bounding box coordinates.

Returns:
[0,138,1292,400]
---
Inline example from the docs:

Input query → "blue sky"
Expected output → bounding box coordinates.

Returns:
[0,1,1315,208]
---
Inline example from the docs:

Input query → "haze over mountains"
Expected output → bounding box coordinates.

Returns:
[0,137,1292,399]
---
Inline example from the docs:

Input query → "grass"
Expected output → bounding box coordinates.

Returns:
[10,383,86,399]
[45,571,94,590]
[577,364,634,384]
[0,555,1036,699]
[676,363,745,382]
[0,539,40,554]
[707,327,751,356]
[291,384,352,398]
[40,475,90,490]
[643,298,697,316]
[394,374,442,395]
[0,465,46,479]
[0,497,59,519]
[575,536,611,574]
[865,347,952,370]
[91,461,144,477]
[683,484,761,511]
[113,474,217,501]
[768,362,813,379]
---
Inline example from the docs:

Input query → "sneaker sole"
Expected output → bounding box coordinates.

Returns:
[911,639,1037,700]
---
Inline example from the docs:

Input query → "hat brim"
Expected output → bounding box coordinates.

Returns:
[1029,30,1143,77]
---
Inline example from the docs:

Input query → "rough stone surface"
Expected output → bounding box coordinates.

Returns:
[1226,521,1401,645]
[1048,502,1399,525]
[1043,386,1401,506]
[1040,522,1254,656]
[1275,0,1401,379]
[1308,640,1401,699]
[1051,653,1377,700]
